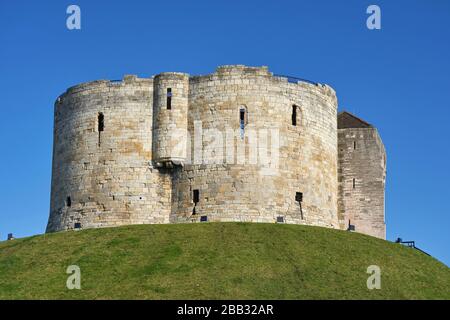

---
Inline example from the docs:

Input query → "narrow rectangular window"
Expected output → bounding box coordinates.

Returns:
[295,192,304,219]
[166,88,172,109]
[193,189,199,204]
[352,178,356,189]
[353,141,357,150]
[239,107,246,139]
[98,113,104,132]
[98,113,104,146]
[292,105,297,126]
[66,196,72,207]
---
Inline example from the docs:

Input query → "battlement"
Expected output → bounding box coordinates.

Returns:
[56,75,152,106]
[155,72,190,80]
[215,64,271,76]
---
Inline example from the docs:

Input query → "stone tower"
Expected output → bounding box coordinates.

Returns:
[337,112,387,239]
[153,72,190,166]
[46,65,386,239]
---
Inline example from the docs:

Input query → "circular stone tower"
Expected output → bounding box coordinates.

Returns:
[170,65,339,228]
[152,72,190,167]
[46,75,172,232]
[47,65,339,232]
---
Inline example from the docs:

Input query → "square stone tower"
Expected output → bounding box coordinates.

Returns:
[337,111,387,239]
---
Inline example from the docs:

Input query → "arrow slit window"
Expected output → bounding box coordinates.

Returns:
[167,88,172,110]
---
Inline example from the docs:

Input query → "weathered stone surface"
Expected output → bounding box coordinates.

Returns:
[46,65,386,239]
[337,112,387,239]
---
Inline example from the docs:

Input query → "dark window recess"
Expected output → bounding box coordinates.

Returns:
[292,105,297,126]
[193,189,199,204]
[66,196,72,207]
[240,108,245,122]
[276,216,285,223]
[295,192,304,220]
[352,178,356,189]
[239,107,246,139]
[192,189,199,216]
[353,141,357,150]
[347,220,355,231]
[98,113,104,132]
[200,216,208,222]
[98,113,104,146]
[74,222,82,229]
[166,88,172,109]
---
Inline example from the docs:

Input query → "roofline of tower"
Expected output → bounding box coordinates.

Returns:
[55,65,337,105]
[338,111,373,128]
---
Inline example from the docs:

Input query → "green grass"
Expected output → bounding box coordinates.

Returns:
[0,223,448,299]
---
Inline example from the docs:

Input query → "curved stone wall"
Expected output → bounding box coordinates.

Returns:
[170,66,339,227]
[47,76,171,232]
[152,72,189,166]
[47,65,339,232]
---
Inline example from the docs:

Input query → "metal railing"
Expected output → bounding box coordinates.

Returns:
[273,74,318,85]
[395,238,430,256]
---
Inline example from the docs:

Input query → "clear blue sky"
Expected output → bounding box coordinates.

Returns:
[0,1,449,265]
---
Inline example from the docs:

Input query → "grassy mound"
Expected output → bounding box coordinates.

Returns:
[0,223,448,299]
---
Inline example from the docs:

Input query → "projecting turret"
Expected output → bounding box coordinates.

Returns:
[152,72,189,167]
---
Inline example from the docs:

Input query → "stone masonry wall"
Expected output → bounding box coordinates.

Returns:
[152,73,189,165]
[47,76,171,232]
[47,65,384,237]
[170,66,339,227]
[337,127,386,239]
